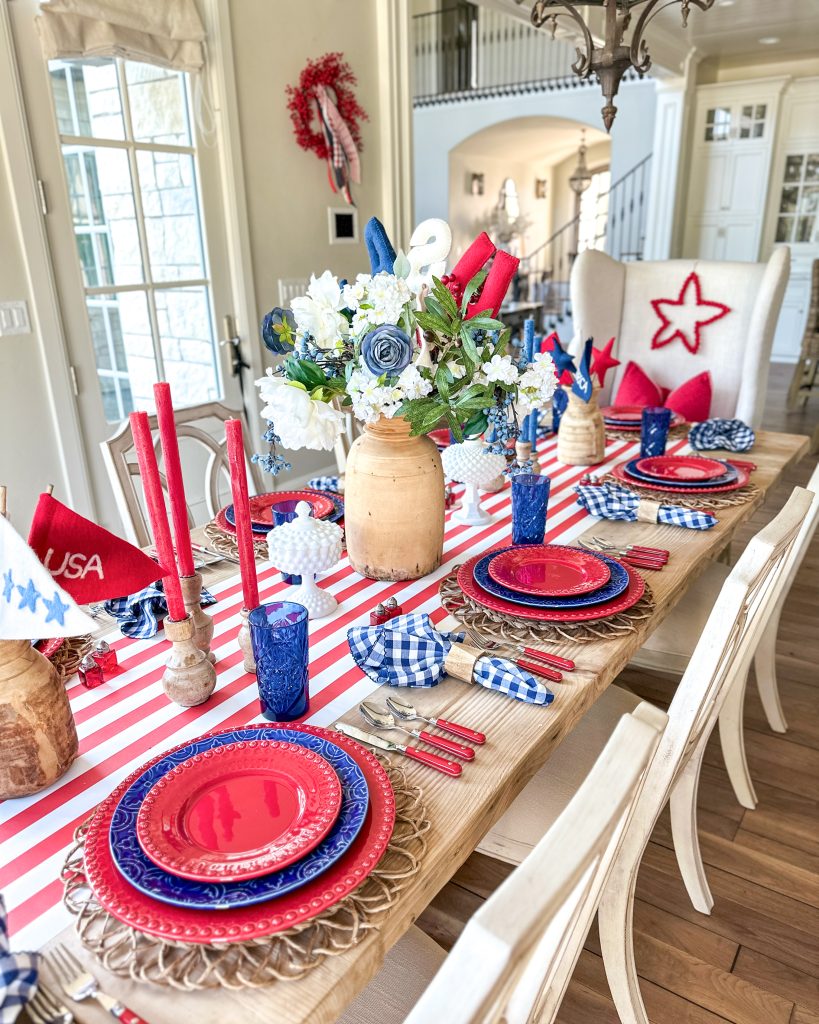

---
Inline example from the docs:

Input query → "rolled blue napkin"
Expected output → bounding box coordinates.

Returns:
[0,895,39,1024]
[307,475,342,493]
[575,483,717,530]
[348,611,553,705]
[689,418,755,452]
[104,581,216,639]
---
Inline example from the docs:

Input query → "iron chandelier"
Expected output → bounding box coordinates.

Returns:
[528,0,715,130]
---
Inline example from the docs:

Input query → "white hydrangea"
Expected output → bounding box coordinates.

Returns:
[517,352,559,416]
[342,272,412,331]
[445,360,467,380]
[481,353,519,386]
[346,362,431,425]
[397,363,433,401]
[290,270,349,350]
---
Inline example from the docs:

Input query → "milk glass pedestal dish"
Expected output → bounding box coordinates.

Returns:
[442,439,508,526]
[266,501,343,619]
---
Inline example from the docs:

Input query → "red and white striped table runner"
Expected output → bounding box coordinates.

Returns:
[4,434,668,948]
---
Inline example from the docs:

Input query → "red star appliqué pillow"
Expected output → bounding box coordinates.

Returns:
[651,272,731,354]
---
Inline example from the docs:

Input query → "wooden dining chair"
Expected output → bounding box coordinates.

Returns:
[628,462,819,809]
[337,702,667,1024]
[471,485,812,1024]
[100,401,264,546]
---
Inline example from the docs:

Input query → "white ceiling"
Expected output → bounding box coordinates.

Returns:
[652,0,819,59]
[453,116,609,164]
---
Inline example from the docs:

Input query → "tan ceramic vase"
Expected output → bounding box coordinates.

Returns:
[0,639,79,799]
[557,385,606,466]
[344,416,445,581]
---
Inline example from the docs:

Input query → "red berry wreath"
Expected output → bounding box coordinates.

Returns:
[286,52,368,162]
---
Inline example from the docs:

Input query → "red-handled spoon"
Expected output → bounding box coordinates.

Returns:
[385,694,486,744]
[520,648,575,671]
[360,701,475,760]
[335,723,462,776]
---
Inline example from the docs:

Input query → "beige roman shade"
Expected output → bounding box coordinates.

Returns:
[37,0,206,72]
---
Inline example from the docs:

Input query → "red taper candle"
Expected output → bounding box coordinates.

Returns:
[130,411,187,622]
[225,418,260,610]
[153,382,195,578]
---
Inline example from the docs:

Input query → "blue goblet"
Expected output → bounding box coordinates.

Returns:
[640,407,673,458]
[511,474,551,546]
[248,601,309,721]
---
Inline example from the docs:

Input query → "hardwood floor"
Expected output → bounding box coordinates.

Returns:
[415,362,819,1024]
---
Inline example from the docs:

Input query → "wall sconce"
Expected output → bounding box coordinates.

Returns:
[469,173,485,196]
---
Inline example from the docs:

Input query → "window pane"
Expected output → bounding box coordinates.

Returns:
[806,154,819,182]
[785,155,804,182]
[155,288,219,405]
[86,292,157,419]
[125,63,192,146]
[62,146,143,286]
[755,104,767,120]
[801,186,819,215]
[48,60,125,140]
[780,186,799,213]
[775,217,793,243]
[753,123,764,138]
[136,151,206,281]
[795,216,815,243]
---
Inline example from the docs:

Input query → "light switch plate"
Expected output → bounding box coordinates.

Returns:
[0,301,31,336]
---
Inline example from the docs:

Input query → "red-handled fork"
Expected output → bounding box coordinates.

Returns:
[517,658,563,682]
[360,702,475,760]
[335,723,462,776]
[49,944,149,1024]
[385,694,486,744]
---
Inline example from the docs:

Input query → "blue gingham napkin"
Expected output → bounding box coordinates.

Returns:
[0,896,38,1024]
[689,418,755,452]
[576,483,717,530]
[348,611,554,705]
[307,475,341,493]
[103,581,216,639]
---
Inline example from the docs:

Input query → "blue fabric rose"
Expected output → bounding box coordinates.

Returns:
[261,307,296,354]
[361,324,413,376]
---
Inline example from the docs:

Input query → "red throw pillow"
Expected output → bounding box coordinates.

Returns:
[613,362,712,422]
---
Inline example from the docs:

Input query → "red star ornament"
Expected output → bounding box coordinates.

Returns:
[591,337,620,387]
[650,272,731,355]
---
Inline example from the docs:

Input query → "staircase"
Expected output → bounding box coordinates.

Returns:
[516,155,652,336]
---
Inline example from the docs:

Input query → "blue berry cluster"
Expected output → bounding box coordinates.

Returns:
[252,421,292,477]
[506,458,533,477]
[484,393,520,456]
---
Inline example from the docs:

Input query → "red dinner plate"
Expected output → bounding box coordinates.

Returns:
[135,740,342,882]
[487,544,611,597]
[82,725,396,944]
[634,455,727,482]
[429,428,452,448]
[249,490,335,526]
[611,460,751,494]
[458,554,645,622]
[600,405,645,423]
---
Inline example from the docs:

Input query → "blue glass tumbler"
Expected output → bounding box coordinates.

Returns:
[511,474,551,545]
[272,500,302,585]
[640,406,673,458]
[248,601,309,721]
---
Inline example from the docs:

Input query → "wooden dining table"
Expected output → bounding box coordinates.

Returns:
[16,429,810,1024]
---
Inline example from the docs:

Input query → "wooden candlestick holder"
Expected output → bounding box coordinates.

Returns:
[0,639,78,799]
[180,572,215,663]
[514,439,540,474]
[162,615,216,707]
[238,607,256,674]
[556,385,605,466]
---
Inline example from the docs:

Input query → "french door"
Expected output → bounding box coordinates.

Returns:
[9,0,248,527]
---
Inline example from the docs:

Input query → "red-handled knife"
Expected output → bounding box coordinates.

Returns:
[520,648,575,671]
[517,657,563,682]
[335,723,462,776]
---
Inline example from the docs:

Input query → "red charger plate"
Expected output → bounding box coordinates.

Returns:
[457,554,645,622]
[135,741,342,882]
[611,460,751,495]
[601,406,685,430]
[82,725,395,944]
[249,490,335,526]
[634,455,727,482]
[487,544,611,597]
[34,638,65,660]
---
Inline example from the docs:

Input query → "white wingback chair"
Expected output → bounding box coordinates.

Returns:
[570,248,790,428]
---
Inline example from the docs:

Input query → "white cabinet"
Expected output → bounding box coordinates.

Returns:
[682,80,787,262]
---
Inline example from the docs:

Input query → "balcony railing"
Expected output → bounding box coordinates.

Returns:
[413,3,581,103]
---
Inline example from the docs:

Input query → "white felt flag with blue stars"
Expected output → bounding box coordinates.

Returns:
[0,514,97,640]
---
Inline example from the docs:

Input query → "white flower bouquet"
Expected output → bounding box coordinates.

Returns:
[254,238,558,475]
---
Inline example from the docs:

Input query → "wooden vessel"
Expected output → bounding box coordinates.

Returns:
[344,416,445,581]
[0,639,78,799]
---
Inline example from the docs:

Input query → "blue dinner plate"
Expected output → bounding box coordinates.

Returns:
[110,728,368,910]
[623,458,737,489]
[473,547,629,609]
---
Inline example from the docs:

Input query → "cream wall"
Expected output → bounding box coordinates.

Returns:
[228,0,392,483]
[0,154,65,530]
[550,141,611,237]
